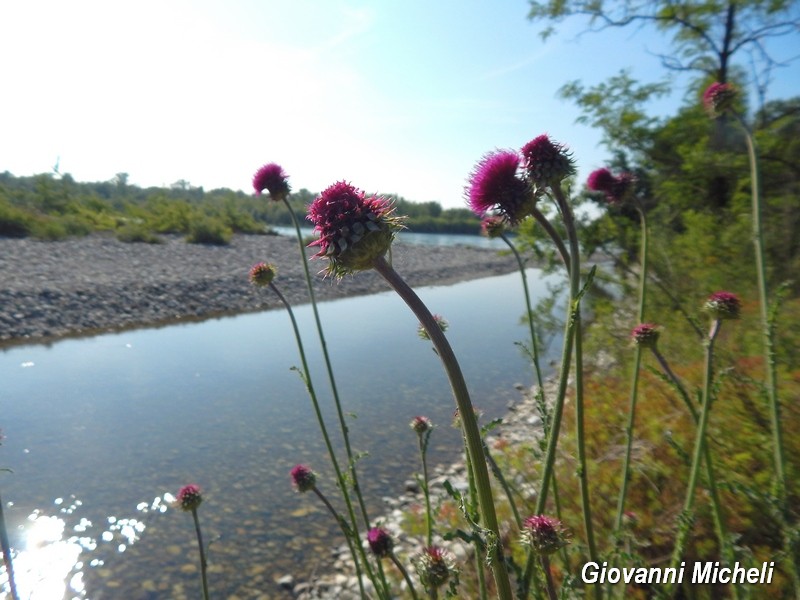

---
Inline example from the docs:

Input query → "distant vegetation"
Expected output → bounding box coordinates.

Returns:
[0,171,481,244]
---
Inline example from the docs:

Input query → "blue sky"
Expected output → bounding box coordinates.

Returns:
[1,1,798,208]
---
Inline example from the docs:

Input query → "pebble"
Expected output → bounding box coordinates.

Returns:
[0,233,517,344]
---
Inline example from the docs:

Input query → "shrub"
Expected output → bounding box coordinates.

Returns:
[185,216,232,245]
[116,224,163,244]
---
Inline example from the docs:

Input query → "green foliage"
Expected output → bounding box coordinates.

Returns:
[185,216,232,245]
[115,224,163,244]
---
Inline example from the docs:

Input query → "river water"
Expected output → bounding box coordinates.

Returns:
[1,259,562,599]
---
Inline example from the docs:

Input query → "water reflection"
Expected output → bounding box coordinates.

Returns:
[1,494,172,599]
[1,269,563,598]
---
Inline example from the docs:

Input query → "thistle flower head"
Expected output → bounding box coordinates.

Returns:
[587,168,635,204]
[253,163,291,201]
[480,215,506,239]
[704,291,741,320]
[410,415,433,434]
[307,181,403,277]
[521,514,569,556]
[703,82,737,118]
[249,262,277,287]
[415,546,455,590]
[418,314,449,340]
[631,323,660,349]
[290,464,317,493]
[367,526,394,558]
[176,484,203,512]
[521,135,575,190]
[466,150,533,223]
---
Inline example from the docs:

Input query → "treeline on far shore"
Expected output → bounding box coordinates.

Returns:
[0,171,482,245]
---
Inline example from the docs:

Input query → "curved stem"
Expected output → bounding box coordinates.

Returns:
[267,282,373,598]
[391,553,420,600]
[283,201,373,530]
[372,255,513,600]
[500,232,545,393]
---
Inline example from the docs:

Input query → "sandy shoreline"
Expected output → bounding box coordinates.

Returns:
[0,233,517,345]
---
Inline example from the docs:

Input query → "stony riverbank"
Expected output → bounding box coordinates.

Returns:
[0,232,518,345]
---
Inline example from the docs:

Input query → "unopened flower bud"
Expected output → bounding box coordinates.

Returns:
[176,484,203,512]
[521,514,569,556]
[249,262,277,287]
[290,464,317,493]
[704,291,741,320]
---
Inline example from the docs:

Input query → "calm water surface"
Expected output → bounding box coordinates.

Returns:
[1,268,562,599]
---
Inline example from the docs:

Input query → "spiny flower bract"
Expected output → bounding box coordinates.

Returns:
[176,484,203,512]
[417,314,449,340]
[703,82,737,118]
[290,464,317,493]
[415,546,455,590]
[632,323,661,348]
[521,135,575,190]
[704,291,741,320]
[367,527,394,558]
[521,514,569,556]
[249,262,277,287]
[410,415,433,434]
[307,181,403,277]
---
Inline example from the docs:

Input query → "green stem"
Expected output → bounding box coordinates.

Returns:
[267,282,373,598]
[418,433,434,548]
[283,201,373,530]
[614,204,649,535]
[541,555,558,600]
[390,553,420,600]
[191,508,210,600]
[500,232,545,392]
[652,349,737,599]
[735,118,797,595]
[551,186,598,579]
[372,255,514,600]
[668,320,722,592]
[614,345,643,535]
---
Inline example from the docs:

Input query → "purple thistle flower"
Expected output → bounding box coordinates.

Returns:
[307,181,403,277]
[702,82,737,118]
[466,150,532,223]
[253,163,291,201]
[587,168,635,204]
[521,514,569,556]
[631,323,660,348]
[410,415,433,434]
[521,134,575,189]
[367,527,394,558]
[415,546,455,589]
[704,291,741,320]
[176,484,203,512]
[249,262,277,287]
[290,464,317,493]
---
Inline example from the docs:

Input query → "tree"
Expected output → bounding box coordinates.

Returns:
[528,0,800,104]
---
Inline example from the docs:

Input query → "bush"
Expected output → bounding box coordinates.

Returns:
[185,216,232,245]
[116,224,163,244]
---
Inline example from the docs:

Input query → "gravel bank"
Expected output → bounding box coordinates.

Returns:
[0,233,516,345]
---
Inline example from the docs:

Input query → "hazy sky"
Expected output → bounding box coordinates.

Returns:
[2,1,798,208]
